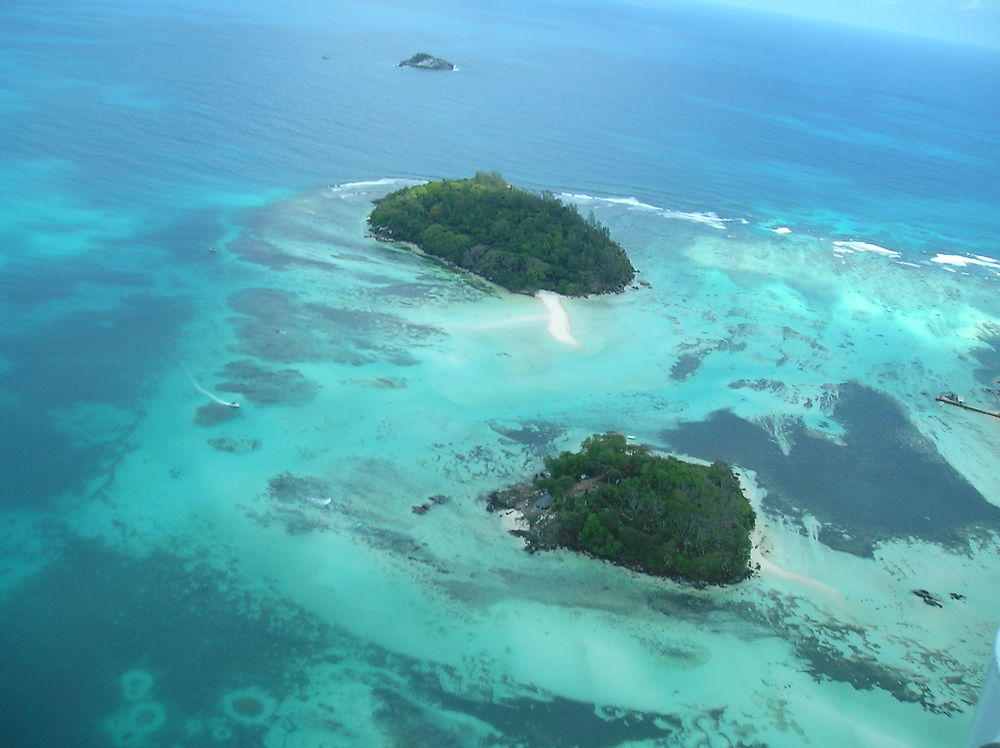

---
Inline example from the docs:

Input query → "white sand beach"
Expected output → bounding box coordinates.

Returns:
[536,290,581,347]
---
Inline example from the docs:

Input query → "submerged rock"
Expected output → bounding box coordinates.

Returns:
[399,52,454,70]
[913,589,943,608]
[207,435,261,453]
[194,402,240,427]
[412,494,451,515]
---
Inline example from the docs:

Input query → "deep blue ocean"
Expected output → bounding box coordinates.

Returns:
[2,0,999,746]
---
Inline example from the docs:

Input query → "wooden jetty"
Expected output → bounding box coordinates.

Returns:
[935,394,1000,420]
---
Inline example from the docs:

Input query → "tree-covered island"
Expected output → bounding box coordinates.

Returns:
[487,433,756,584]
[368,172,636,295]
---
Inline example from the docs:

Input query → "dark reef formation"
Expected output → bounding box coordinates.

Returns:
[662,382,1000,556]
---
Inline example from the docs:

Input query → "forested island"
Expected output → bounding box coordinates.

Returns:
[368,172,636,295]
[487,433,756,584]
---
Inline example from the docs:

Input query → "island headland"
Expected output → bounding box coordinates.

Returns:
[368,172,636,295]
[486,433,756,585]
[398,53,455,70]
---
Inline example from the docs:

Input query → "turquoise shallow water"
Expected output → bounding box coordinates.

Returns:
[1,0,999,745]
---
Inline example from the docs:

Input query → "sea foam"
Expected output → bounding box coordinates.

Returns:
[560,192,730,229]
[831,240,900,258]
[931,253,1000,270]
[327,178,426,198]
[334,178,420,190]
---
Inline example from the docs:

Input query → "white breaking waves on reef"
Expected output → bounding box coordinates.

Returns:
[561,192,732,230]
[832,240,901,257]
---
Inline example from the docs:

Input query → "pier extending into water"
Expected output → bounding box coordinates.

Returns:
[935,394,1000,420]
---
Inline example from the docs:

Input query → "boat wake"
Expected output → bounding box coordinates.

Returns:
[187,373,240,408]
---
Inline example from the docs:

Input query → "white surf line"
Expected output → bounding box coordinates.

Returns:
[187,372,240,408]
[536,290,580,347]
[832,240,900,258]
[560,191,733,229]
[930,252,1000,269]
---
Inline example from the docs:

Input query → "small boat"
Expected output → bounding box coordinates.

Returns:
[228,401,240,408]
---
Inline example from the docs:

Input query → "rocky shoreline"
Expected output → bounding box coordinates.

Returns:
[484,481,552,552]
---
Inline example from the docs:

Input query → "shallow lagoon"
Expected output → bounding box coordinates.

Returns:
[3,0,1000,741]
[4,179,997,746]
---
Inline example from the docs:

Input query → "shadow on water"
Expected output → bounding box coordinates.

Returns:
[0,538,332,747]
[380,686,677,748]
[0,402,112,507]
[0,258,146,312]
[661,382,1000,555]
[0,295,190,508]
[0,535,721,747]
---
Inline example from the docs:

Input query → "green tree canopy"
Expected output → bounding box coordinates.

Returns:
[368,173,636,295]
[533,433,756,584]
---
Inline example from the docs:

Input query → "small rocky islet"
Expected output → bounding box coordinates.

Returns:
[398,52,455,70]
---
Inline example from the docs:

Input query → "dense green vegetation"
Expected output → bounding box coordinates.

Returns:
[368,172,635,295]
[533,433,755,583]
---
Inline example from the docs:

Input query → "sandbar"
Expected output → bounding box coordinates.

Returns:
[740,470,849,605]
[536,291,580,347]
